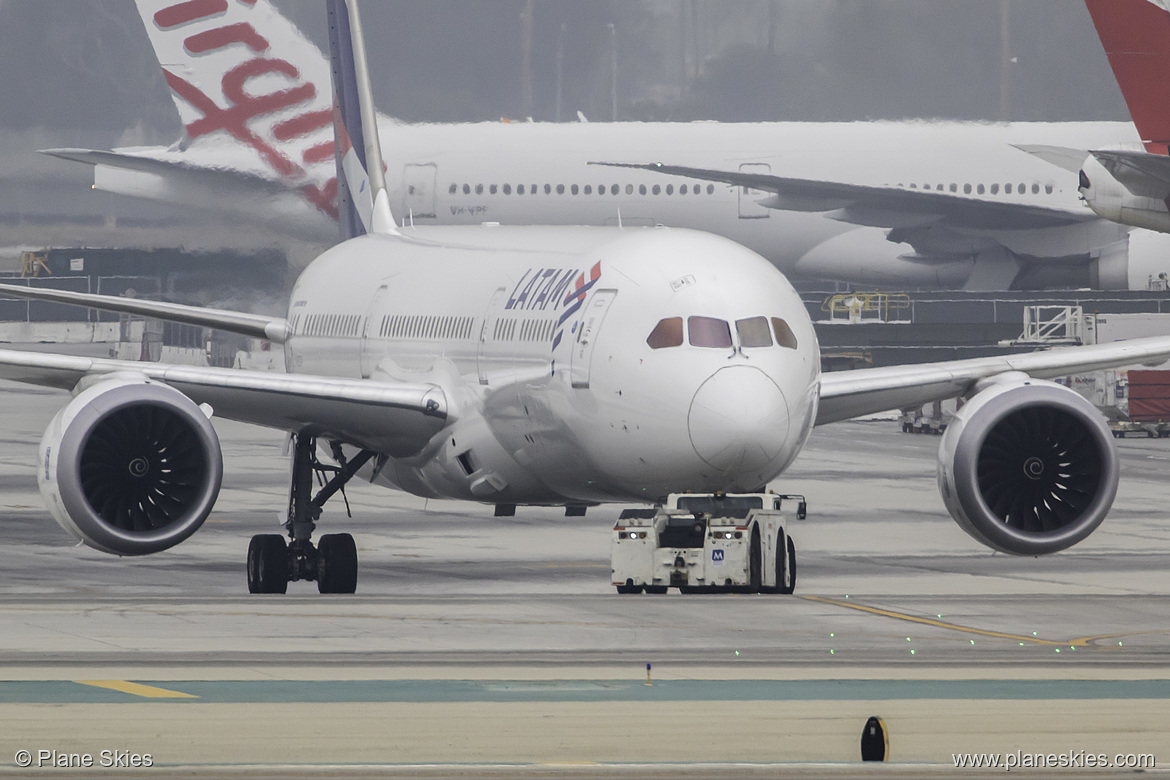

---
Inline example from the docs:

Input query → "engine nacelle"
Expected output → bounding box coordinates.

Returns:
[39,375,223,556]
[937,376,1118,555]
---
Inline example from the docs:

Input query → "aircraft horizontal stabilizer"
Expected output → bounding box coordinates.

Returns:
[40,148,289,192]
[590,161,1093,230]
[0,283,290,343]
[1089,149,1170,200]
[1012,145,1089,174]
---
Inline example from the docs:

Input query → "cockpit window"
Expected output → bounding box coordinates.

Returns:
[736,316,773,348]
[646,317,684,349]
[772,317,799,349]
[688,316,732,348]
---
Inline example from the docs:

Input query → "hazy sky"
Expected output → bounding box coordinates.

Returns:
[0,0,1131,145]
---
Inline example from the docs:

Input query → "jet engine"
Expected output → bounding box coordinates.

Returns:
[39,375,223,556]
[937,375,1118,555]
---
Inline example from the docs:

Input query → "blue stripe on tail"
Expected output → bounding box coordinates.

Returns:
[326,0,367,241]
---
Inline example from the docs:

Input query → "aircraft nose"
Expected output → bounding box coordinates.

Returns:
[687,365,790,474]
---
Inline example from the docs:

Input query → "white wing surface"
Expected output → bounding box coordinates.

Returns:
[0,283,290,343]
[0,349,448,458]
[817,336,1170,425]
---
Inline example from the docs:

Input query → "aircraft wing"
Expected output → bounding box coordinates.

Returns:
[1088,149,1170,200]
[0,283,290,343]
[816,336,1170,425]
[0,349,447,458]
[591,161,1094,230]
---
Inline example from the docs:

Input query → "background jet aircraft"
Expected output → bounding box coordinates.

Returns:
[3,0,1170,596]
[1076,0,1170,251]
[43,0,1170,291]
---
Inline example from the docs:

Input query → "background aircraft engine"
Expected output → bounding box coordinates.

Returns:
[937,377,1118,555]
[38,377,223,556]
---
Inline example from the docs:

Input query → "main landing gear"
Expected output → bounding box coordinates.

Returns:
[247,434,375,594]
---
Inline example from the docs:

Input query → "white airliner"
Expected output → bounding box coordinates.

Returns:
[5,0,1170,596]
[43,0,1170,291]
[1076,0,1170,249]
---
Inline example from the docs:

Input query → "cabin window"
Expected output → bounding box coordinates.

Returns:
[772,317,799,349]
[990,183,999,195]
[448,183,457,194]
[1031,183,1039,194]
[950,183,957,192]
[517,184,525,195]
[652,184,661,195]
[625,184,633,195]
[475,184,484,195]
[583,184,592,195]
[706,184,715,194]
[571,184,579,195]
[688,316,732,348]
[1045,184,1054,194]
[1005,183,1012,194]
[976,184,985,194]
[545,184,552,194]
[639,184,647,195]
[503,183,512,195]
[666,184,674,195]
[1018,182,1025,193]
[964,183,972,194]
[646,317,684,349]
[736,316,773,348]
[556,184,565,194]
[490,184,498,194]
[611,184,619,195]
[680,184,689,195]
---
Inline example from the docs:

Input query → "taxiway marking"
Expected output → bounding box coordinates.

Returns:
[74,680,198,698]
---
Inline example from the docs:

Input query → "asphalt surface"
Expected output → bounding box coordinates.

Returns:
[0,383,1167,776]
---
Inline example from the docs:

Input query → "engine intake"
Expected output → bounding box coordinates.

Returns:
[937,377,1118,555]
[39,376,223,556]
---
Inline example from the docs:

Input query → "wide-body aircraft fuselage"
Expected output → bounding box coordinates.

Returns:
[286,225,819,505]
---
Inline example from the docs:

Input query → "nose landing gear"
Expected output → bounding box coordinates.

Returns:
[246,433,374,595]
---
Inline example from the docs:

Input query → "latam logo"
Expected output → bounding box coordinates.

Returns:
[552,261,603,353]
[152,0,339,218]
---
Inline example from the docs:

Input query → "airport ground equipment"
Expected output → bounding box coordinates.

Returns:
[611,493,803,595]
[1106,370,1170,438]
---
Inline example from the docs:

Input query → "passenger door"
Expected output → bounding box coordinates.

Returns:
[738,162,772,219]
[570,289,617,389]
[403,163,437,219]
[360,283,392,378]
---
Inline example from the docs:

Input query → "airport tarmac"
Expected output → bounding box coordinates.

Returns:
[0,382,1167,776]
